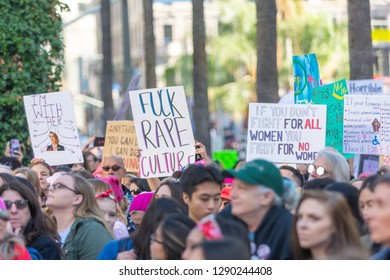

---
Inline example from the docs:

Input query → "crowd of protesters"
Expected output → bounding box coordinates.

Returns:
[1,137,390,260]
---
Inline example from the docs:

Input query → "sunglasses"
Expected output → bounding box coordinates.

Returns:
[102,165,124,172]
[130,188,142,195]
[307,164,331,176]
[51,183,80,194]
[4,199,29,210]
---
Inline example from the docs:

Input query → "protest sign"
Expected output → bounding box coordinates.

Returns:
[347,79,383,95]
[23,92,83,166]
[312,78,353,158]
[293,53,321,104]
[129,86,195,178]
[344,95,390,155]
[246,103,327,163]
[212,150,239,169]
[102,121,139,173]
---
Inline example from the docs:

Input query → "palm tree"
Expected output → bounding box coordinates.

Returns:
[101,0,114,123]
[256,0,278,103]
[192,0,211,150]
[347,0,373,79]
[143,0,156,88]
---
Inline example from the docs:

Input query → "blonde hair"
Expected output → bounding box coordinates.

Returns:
[87,179,127,224]
[66,174,113,236]
[13,167,43,198]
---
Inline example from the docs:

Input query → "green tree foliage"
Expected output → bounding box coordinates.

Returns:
[0,1,68,163]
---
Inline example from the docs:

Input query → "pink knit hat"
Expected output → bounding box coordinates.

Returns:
[0,197,9,221]
[129,191,154,212]
[100,176,124,202]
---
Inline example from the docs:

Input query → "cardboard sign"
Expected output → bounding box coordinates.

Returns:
[212,150,239,169]
[347,79,383,95]
[293,53,321,104]
[246,103,327,163]
[344,95,390,155]
[23,92,83,166]
[129,86,195,178]
[312,79,353,158]
[102,121,139,173]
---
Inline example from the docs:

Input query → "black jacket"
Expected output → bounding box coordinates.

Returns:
[219,205,293,260]
[30,234,62,260]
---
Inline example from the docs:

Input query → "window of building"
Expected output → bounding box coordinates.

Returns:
[164,24,173,44]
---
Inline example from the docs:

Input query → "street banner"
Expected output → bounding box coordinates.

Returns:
[246,103,327,163]
[102,121,139,173]
[23,92,83,166]
[312,78,353,158]
[347,79,383,95]
[129,86,195,178]
[293,53,321,104]
[344,95,390,155]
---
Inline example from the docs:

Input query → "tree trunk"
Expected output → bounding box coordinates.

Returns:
[101,0,114,124]
[143,0,156,88]
[256,0,278,103]
[193,0,211,150]
[347,0,373,79]
[122,0,132,91]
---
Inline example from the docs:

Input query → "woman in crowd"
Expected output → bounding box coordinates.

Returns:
[98,198,185,260]
[28,159,52,203]
[13,167,44,207]
[45,173,113,259]
[182,214,249,260]
[0,197,31,260]
[153,179,187,212]
[308,148,350,183]
[0,180,61,259]
[184,238,250,260]
[128,191,154,228]
[89,179,129,240]
[150,213,195,260]
[291,190,368,259]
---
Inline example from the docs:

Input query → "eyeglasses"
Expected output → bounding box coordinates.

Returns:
[102,165,124,172]
[4,199,29,210]
[307,164,331,176]
[51,183,80,194]
[150,233,164,245]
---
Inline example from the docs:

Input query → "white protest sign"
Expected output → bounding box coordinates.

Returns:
[129,86,195,178]
[344,95,390,155]
[23,92,83,166]
[246,103,327,163]
[347,79,383,95]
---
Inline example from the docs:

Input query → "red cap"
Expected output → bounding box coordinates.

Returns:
[221,186,232,200]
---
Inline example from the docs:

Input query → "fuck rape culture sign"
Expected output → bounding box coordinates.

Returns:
[23,92,83,166]
[103,121,139,173]
[129,86,195,178]
[344,95,390,155]
[246,103,327,163]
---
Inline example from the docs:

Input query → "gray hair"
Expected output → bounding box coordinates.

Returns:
[259,186,282,207]
[317,148,350,183]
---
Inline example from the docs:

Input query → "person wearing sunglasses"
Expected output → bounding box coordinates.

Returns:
[45,173,113,259]
[0,180,61,259]
[308,148,350,183]
[0,197,31,260]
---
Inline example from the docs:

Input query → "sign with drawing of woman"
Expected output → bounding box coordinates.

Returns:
[23,91,84,166]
